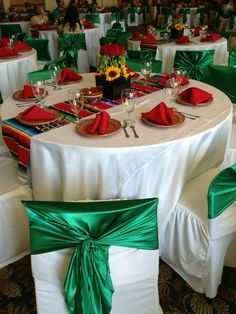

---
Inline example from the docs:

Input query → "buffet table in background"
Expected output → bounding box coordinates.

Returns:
[0,74,232,245]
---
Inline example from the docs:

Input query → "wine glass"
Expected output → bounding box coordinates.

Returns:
[141,60,152,80]
[171,68,188,86]
[165,79,180,104]
[121,88,137,126]
[8,34,16,50]
[49,64,61,91]
[68,89,84,123]
[31,79,47,108]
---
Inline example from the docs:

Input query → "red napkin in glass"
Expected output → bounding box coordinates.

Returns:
[176,36,190,44]
[0,47,18,57]
[179,87,213,104]
[0,37,9,48]
[20,105,55,121]
[38,24,50,30]
[14,41,32,52]
[141,102,174,125]
[59,68,82,83]
[86,111,110,134]
[159,74,189,86]
[141,34,157,43]
[83,19,94,29]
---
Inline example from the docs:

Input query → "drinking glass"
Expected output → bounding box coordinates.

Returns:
[31,79,47,107]
[49,64,61,91]
[121,88,137,126]
[68,89,84,123]
[141,60,152,80]
[172,68,188,86]
[8,34,16,50]
[165,79,180,103]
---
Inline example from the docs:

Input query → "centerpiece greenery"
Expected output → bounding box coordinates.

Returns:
[96,44,131,99]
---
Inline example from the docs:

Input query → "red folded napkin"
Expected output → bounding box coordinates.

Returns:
[141,34,157,43]
[22,85,36,99]
[141,102,174,125]
[201,33,221,42]
[83,19,94,29]
[0,47,18,58]
[14,41,32,52]
[20,105,55,121]
[39,24,50,30]
[86,111,110,134]
[59,68,82,83]
[0,37,9,48]
[130,32,142,41]
[179,87,213,105]
[176,36,190,44]
[159,74,189,86]
[52,102,91,117]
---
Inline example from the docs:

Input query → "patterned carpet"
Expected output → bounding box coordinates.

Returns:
[0,256,235,314]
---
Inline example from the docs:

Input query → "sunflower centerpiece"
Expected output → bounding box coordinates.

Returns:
[95,44,131,99]
[169,12,185,39]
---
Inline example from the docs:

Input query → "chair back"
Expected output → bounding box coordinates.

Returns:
[23,37,51,61]
[126,49,162,73]
[201,64,236,103]
[24,198,159,314]
[208,164,236,219]
[59,33,87,67]
[228,47,236,67]
[0,23,22,37]
[174,50,214,81]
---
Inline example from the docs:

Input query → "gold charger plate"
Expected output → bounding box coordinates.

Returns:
[141,111,185,128]
[17,108,60,126]
[176,95,213,106]
[0,54,19,59]
[76,118,121,137]
[13,89,48,102]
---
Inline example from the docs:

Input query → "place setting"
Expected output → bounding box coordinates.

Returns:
[13,82,48,106]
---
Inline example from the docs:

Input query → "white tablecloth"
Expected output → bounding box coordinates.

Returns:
[1,74,232,244]
[38,28,102,68]
[0,49,37,100]
[156,36,228,74]
[0,21,31,37]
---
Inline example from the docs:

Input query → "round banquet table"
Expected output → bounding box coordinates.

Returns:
[155,36,228,74]
[0,21,31,37]
[1,73,232,247]
[38,27,102,68]
[0,49,37,100]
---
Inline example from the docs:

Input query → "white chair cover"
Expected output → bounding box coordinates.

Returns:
[32,246,162,313]
[161,167,236,298]
[0,156,33,268]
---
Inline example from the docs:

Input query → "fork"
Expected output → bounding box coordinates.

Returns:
[130,125,139,138]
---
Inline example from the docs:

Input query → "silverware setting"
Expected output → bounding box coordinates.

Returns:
[174,108,200,120]
[130,125,139,138]
[121,120,130,138]
[15,100,40,106]
[34,118,69,132]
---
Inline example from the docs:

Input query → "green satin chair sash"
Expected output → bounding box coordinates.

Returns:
[116,31,132,47]
[201,64,236,103]
[0,24,22,37]
[43,55,73,70]
[179,8,190,24]
[110,11,124,23]
[161,7,174,25]
[127,49,156,60]
[23,37,51,61]
[24,198,159,314]
[174,50,214,81]
[229,48,236,67]
[59,33,87,67]
[208,165,236,219]
[138,6,147,23]
[126,50,162,72]
[128,7,138,24]
[196,7,205,25]
[85,13,100,24]
[28,66,78,82]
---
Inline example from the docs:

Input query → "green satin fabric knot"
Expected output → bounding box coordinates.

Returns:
[128,7,138,23]
[179,8,190,24]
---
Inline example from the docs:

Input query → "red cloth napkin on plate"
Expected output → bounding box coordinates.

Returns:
[179,87,213,104]
[22,85,35,99]
[141,34,157,43]
[14,41,32,52]
[83,19,94,29]
[0,47,18,57]
[141,102,174,125]
[20,105,55,121]
[130,32,142,41]
[176,36,190,44]
[201,33,221,42]
[159,74,189,86]
[0,37,9,48]
[39,24,50,30]
[86,111,110,134]
[59,68,82,83]
[52,102,91,117]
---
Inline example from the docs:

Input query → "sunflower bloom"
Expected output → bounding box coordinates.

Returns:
[122,65,130,79]
[105,66,121,81]
[175,23,184,30]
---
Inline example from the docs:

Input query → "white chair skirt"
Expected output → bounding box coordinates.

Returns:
[32,246,163,314]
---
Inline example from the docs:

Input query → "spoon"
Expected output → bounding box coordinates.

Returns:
[120,120,130,138]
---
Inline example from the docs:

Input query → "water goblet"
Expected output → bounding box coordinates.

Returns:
[141,60,152,80]
[8,34,16,50]
[68,89,84,123]
[31,79,47,108]
[165,79,180,104]
[49,64,61,91]
[121,88,137,126]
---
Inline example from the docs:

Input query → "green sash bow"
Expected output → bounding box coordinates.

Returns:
[59,33,87,67]
[174,50,214,81]
[179,8,190,24]
[161,7,174,25]
[128,7,138,24]
[138,6,147,23]
[24,198,159,314]
[229,47,236,67]
[208,165,236,218]
[85,13,100,24]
